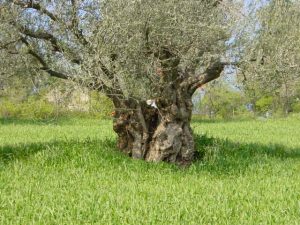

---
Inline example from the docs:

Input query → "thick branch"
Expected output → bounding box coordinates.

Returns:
[19,36,120,96]
[27,49,68,79]
[0,39,20,50]
[71,0,79,30]
[18,25,82,63]
[20,36,68,80]
[99,60,114,80]
[13,0,88,46]
[19,25,60,52]
[13,0,58,21]
[188,60,225,95]
[70,0,88,46]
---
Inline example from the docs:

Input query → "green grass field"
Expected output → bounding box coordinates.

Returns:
[0,116,300,224]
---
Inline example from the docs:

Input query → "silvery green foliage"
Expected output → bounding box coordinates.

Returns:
[0,0,233,100]
[87,0,230,99]
[240,0,300,96]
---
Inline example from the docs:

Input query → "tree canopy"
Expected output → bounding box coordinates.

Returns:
[239,0,300,114]
[0,0,231,100]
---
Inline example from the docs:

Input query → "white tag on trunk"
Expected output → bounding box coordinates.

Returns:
[146,99,158,109]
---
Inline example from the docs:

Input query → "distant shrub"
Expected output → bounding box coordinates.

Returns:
[23,97,58,119]
[292,102,300,113]
[0,91,114,120]
[0,98,59,119]
[0,100,20,118]
[255,96,274,113]
[88,91,114,119]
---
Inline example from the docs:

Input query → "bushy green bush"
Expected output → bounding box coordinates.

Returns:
[292,102,300,113]
[0,100,21,118]
[22,97,58,119]
[197,83,248,120]
[0,98,59,119]
[255,96,274,113]
[88,91,114,119]
[0,91,114,120]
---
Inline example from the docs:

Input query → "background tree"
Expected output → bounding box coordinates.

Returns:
[196,81,246,119]
[239,0,300,115]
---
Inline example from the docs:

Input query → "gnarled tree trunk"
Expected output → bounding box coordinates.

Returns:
[113,98,194,165]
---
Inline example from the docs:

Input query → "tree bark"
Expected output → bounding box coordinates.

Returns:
[112,92,195,166]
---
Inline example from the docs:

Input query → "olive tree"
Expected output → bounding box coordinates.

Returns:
[0,0,235,165]
[239,0,300,114]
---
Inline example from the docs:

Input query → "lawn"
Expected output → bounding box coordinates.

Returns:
[0,116,300,224]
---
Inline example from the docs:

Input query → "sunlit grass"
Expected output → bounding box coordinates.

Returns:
[0,116,300,224]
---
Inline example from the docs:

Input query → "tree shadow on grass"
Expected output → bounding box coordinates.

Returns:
[193,134,300,174]
[191,117,254,124]
[0,138,118,168]
[1,135,299,175]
